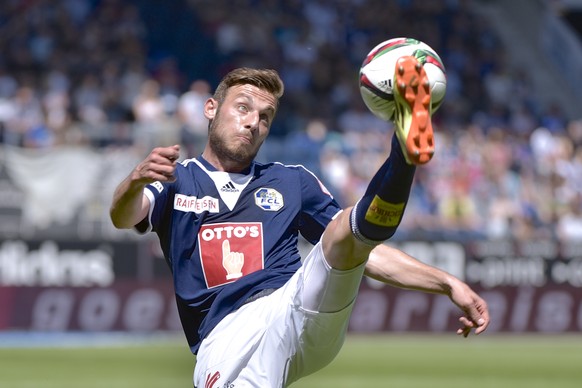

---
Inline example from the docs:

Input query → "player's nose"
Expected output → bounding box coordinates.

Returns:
[244,110,260,131]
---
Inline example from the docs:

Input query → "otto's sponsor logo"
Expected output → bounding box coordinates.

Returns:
[198,222,264,288]
[254,188,283,211]
[199,224,260,241]
[174,194,219,213]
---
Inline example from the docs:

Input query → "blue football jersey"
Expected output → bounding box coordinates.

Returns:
[142,156,341,354]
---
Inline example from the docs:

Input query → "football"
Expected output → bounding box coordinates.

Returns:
[359,37,447,121]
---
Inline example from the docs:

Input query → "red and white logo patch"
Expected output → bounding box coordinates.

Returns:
[198,222,264,288]
[174,194,219,213]
[205,371,220,388]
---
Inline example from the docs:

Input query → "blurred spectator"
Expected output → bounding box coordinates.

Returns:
[540,101,568,134]
[132,78,177,151]
[483,60,514,108]
[557,193,582,240]
[177,79,211,157]
[4,86,46,147]
[284,118,331,177]
[436,178,483,239]
[133,79,166,123]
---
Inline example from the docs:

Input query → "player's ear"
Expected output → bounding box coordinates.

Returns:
[204,98,218,120]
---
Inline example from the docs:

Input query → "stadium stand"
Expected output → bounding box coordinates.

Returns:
[0,0,581,242]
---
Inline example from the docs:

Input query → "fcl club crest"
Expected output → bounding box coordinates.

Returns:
[254,188,284,211]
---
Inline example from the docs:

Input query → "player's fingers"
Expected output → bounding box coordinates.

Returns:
[222,239,231,258]
[154,145,181,162]
[144,146,179,169]
[156,163,177,179]
[457,314,489,337]
[150,172,175,182]
[459,316,474,328]
[466,298,489,335]
[148,152,177,167]
[137,161,176,182]
[462,300,482,323]
[457,317,473,337]
[474,316,489,335]
[475,301,490,334]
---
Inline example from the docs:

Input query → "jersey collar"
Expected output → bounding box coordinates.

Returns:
[197,154,254,175]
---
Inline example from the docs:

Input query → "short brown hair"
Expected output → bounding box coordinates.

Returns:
[213,68,285,106]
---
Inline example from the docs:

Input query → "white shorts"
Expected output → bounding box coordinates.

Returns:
[193,241,366,388]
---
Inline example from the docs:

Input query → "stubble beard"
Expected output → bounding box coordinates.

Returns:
[208,115,259,167]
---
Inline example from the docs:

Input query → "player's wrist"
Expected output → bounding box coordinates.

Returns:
[440,273,458,296]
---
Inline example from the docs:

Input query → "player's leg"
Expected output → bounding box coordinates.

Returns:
[286,55,436,383]
[194,254,360,388]
[283,236,368,386]
[193,288,294,388]
[192,302,263,388]
[349,55,433,246]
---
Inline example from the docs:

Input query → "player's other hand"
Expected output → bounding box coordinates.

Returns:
[134,145,181,184]
[449,279,490,337]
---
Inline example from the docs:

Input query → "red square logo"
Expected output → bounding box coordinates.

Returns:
[198,222,264,288]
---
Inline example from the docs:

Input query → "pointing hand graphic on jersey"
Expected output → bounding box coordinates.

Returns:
[198,222,263,288]
[222,239,244,280]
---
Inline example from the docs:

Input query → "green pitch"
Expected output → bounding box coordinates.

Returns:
[0,334,580,388]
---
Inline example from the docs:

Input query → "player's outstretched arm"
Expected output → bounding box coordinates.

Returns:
[364,244,489,337]
[110,145,180,229]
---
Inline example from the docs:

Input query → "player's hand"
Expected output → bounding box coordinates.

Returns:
[222,239,244,280]
[448,279,489,337]
[133,145,180,184]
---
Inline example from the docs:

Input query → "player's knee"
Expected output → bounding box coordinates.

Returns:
[321,210,374,270]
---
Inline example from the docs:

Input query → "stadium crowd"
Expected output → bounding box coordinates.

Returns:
[0,0,581,242]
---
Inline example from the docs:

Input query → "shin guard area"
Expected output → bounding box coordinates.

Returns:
[351,135,415,241]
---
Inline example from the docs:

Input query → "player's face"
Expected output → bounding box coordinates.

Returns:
[206,84,277,169]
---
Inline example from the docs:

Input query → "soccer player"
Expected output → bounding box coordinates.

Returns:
[110,63,489,387]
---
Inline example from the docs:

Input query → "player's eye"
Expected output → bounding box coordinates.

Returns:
[259,113,271,125]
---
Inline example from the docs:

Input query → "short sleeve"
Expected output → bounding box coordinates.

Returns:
[297,166,342,244]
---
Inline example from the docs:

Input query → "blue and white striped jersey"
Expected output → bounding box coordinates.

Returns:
[142,156,341,354]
